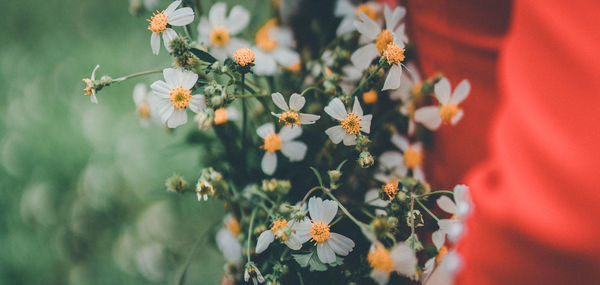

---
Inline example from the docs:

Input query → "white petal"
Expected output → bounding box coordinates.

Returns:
[351,43,378,70]
[256,123,275,139]
[132,83,147,105]
[279,125,302,141]
[292,218,313,242]
[208,2,226,27]
[284,235,303,250]
[162,28,178,52]
[391,133,410,151]
[225,5,250,35]
[434,78,451,104]
[162,68,179,88]
[165,0,181,15]
[168,7,194,26]
[281,141,307,161]
[289,93,305,111]
[224,37,250,56]
[188,95,206,113]
[253,48,278,75]
[342,134,357,146]
[437,196,457,215]
[328,233,355,255]
[451,109,464,125]
[271,27,295,47]
[271,92,289,110]
[210,47,228,61]
[382,64,402,91]
[352,97,364,116]
[157,100,174,123]
[273,47,301,68]
[432,230,446,250]
[255,230,275,254]
[308,197,323,222]
[324,98,348,120]
[354,13,381,40]
[216,228,243,263]
[450,79,471,105]
[391,243,417,276]
[360,114,372,134]
[325,126,346,144]
[90,93,98,104]
[334,0,355,16]
[414,106,442,130]
[316,243,336,264]
[180,71,198,90]
[319,199,338,224]
[336,16,356,35]
[299,113,320,124]
[370,269,391,285]
[378,151,405,170]
[384,5,406,31]
[413,166,426,182]
[261,152,277,175]
[167,109,188,128]
[394,23,409,44]
[150,80,170,98]
[151,32,160,55]
[197,17,211,43]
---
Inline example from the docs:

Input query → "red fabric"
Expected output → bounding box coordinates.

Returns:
[457,0,600,283]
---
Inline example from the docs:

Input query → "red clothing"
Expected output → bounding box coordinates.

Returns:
[458,0,600,283]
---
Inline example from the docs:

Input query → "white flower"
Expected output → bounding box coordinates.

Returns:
[270,92,321,127]
[257,123,307,175]
[197,2,250,61]
[255,217,312,253]
[324,97,372,146]
[252,19,300,75]
[365,189,389,216]
[213,106,240,125]
[244,263,265,285]
[390,133,426,182]
[216,215,243,264]
[375,151,406,183]
[390,64,421,135]
[334,0,381,36]
[414,77,470,130]
[423,250,462,285]
[432,185,472,248]
[150,68,206,128]
[351,5,407,71]
[147,0,194,55]
[367,243,418,284]
[132,83,157,127]
[306,197,355,264]
[82,65,100,104]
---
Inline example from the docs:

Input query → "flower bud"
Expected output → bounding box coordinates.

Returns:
[262,179,278,192]
[193,111,213,130]
[358,151,375,168]
[328,170,342,183]
[406,209,424,227]
[165,174,188,193]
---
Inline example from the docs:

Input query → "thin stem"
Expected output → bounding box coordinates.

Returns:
[360,208,376,219]
[184,25,193,40]
[241,73,248,169]
[113,69,163,82]
[253,190,277,205]
[365,196,380,204]
[246,208,257,263]
[417,190,454,198]
[237,91,269,99]
[299,86,325,97]
[324,190,369,228]
[329,215,344,226]
[415,198,439,222]
[297,271,305,285]
[350,61,384,98]
[410,195,415,236]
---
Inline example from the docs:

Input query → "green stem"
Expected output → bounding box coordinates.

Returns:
[417,190,454,198]
[324,190,369,229]
[297,271,305,285]
[415,198,439,222]
[241,74,248,169]
[113,69,163,82]
[299,86,325,97]
[329,215,344,226]
[410,196,415,236]
[247,208,257,263]
[360,208,376,219]
[350,61,384,97]
[237,91,269,99]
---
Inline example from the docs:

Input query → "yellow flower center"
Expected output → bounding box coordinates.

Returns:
[270,219,289,233]
[439,104,460,124]
[375,30,394,55]
[368,245,394,272]
[279,110,301,127]
[341,113,362,135]
[263,133,282,153]
[233,48,255,67]
[436,245,448,264]
[169,86,192,110]
[82,78,94,95]
[362,90,378,104]
[210,27,230,47]
[384,43,405,65]
[214,107,228,125]
[138,102,151,118]
[383,179,399,200]
[356,3,377,20]
[226,217,241,235]
[147,10,168,33]
[310,221,331,244]
[255,19,278,52]
[403,147,423,168]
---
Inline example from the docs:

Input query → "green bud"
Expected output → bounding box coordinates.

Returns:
[165,174,188,193]
[405,233,424,251]
[169,36,189,57]
[358,151,375,168]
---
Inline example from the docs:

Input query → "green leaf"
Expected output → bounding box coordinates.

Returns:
[190,48,217,63]
[335,160,347,172]
[309,167,324,187]
[292,249,329,272]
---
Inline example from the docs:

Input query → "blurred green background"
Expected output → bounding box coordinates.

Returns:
[0,0,237,284]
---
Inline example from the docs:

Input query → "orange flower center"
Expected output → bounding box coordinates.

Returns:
[356,3,377,20]
[270,219,289,233]
[263,133,282,153]
[226,217,241,235]
[279,110,301,127]
[285,61,302,73]
[403,147,422,168]
[383,179,399,200]
[439,104,460,124]
[82,78,94,95]
[169,86,192,110]
[147,10,168,33]
[411,82,423,96]
[384,43,405,65]
[362,90,378,104]
[341,113,362,135]
[233,48,255,66]
[255,19,278,52]
[138,102,151,118]
[436,245,448,264]
[214,107,228,125]
[310,221,331,244]
[210,27,230,47]
[375,30,393,55]
[368,245,394,272]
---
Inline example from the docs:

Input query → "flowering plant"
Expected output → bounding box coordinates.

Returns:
[82,0,472,284]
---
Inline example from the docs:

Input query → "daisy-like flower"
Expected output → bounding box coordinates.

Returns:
[390,65,422,135]
[213,106,239,125]
[367,243,418,284]
[432,185,472,249]
[196,180,214,201]
[324,97,372,146]
[422,249,462,285]
[82,65,100,104]
[252,19,300,75]
[132,83,157,127]
[244,263,265,285]
[421,245,449,283]
[334,0,381,36]
[365,189,389,216]
[351,5,407,71]
[390,133,425,182]
[270,92,320,128]
[150,68,206,128]
[306,197,355,264]
[147,0,194,55]
[414,77,471,130]
[216,215,243,264]
[257,123,307,175]
[197,2,250,61]
[255,217,312,253]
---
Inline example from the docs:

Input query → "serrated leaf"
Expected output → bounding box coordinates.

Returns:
[292,249,328,272]
[292,252,312,267]
[190,48,217,63]
[329,255,344,267]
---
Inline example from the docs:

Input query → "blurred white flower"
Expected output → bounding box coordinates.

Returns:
[432,184,472,248]
[271,92,320,128]
[306,197,355,264]
[213,106,240,125]
[334,0,381,36]
[390,133,426,182]
[216,215,243,264]
[147,0,194,55]
[255,217,312,253]
[414,78,470,130]
[324,97,372,146]
[252,19,300,75]
[197,2,250,61]
[257,123,307,175]
[244,263,265,285]
[132,83,157,127]
[390,64,421,136]
[150,68,205,128]
[368,242,418,284]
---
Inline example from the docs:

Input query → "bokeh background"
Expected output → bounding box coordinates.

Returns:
[0,0,268,284]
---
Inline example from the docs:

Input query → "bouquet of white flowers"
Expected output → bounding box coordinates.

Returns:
[81,0,473,284]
